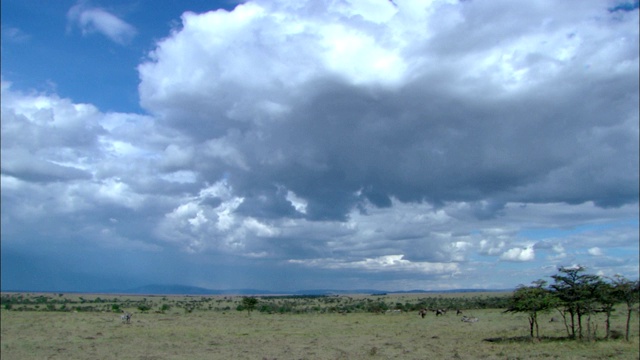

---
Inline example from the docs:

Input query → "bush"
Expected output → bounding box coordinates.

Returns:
[609,330,624,340]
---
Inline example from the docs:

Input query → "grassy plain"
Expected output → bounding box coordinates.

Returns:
[1,293,638,359]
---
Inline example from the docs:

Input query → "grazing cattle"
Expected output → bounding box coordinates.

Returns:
[461,316,478,323]
[435,309,447,316]
[418,308,428,318]
[456,309,463,315]
[121,312,132,324]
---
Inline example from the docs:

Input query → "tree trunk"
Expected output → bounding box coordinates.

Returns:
[605,310,611,340]
[557,309,571,337]
[570,310,576,339]
[534,313,540,339]
[576,308,583,339]
[586,311,592,341]
[529,316,534,338]
[625,308,632,342]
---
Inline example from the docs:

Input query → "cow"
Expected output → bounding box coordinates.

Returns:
[435,309,447,316]
[418,308,428,318]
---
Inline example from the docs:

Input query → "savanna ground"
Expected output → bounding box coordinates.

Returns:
[1,292,638,359]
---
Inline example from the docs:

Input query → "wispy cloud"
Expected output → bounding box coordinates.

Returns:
[67,3,137,45]
[1,26,31,43]
[289,255,459,274]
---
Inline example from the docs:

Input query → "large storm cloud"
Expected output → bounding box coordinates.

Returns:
[138,0,638,221]
[1,0,638,291]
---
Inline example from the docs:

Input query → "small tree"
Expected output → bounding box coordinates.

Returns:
[550,266,601,339]
[580,277,607,341]
[594,281,617,340]
[241,297,258,317]
[612,276,640,341]
[505,280,555,339]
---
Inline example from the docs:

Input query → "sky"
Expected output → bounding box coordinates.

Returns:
[1,0,638,293]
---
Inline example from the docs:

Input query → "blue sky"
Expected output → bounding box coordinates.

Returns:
[1,0,638,293]
[2,0,240,113]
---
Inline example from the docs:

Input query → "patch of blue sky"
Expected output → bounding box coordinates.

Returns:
[1,0,238,113]
[605,247,636,259]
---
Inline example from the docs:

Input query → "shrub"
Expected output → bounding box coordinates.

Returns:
[609,330,624,340]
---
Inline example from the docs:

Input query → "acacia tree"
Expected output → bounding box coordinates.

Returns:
[549,266,601,339]
[594,281,618,340]
[612,276,640,341]
[241,297,258,317]
[505,280,555,339]
[580,276,608,341]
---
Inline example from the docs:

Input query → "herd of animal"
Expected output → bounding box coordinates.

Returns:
[416,308,478,322]
[119,308,476,324]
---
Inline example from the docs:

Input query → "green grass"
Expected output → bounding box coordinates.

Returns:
[1,293,638,359]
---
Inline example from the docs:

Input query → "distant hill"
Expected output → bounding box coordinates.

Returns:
[1,284,510,295]
[122,284,284,295]
[390,289,510,294]
[115,284,509,296]
[123,284,218,295]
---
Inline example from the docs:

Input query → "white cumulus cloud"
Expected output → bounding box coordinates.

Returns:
[500,245,535,262]
[588,247,603,256]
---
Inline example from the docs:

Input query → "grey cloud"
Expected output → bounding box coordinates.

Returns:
[1,149,91,182]
[188,73,636,221]
[1,105,105,152]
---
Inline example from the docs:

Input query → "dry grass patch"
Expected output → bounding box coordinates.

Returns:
[1,294,638,359]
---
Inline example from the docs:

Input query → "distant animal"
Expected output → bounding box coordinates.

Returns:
[435,309,447,316]
[456,309,463,315]
[121,312,132,324]
[549,317,559,323]
[419,308,428,318]
[461,316,478,323]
